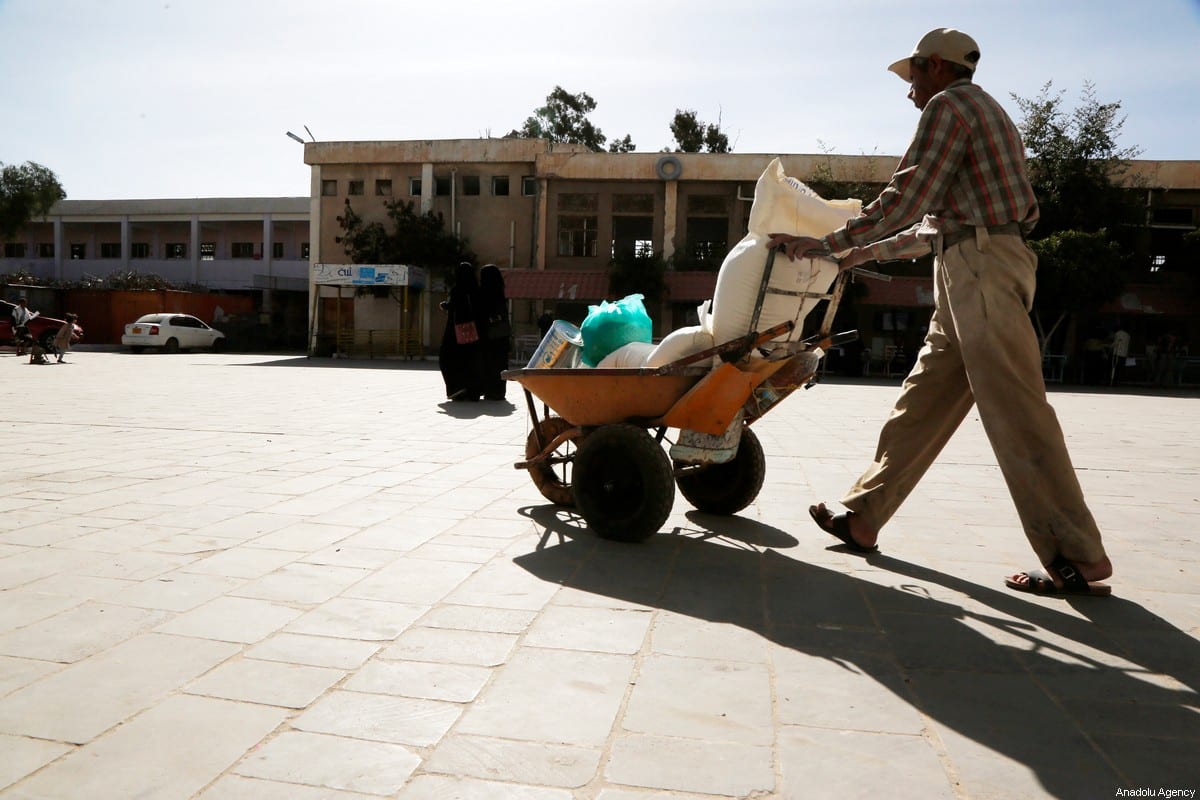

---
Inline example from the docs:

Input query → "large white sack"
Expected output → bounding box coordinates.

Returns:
[711,159,861,344]
[596,341,656,368]
[645,325,715,369]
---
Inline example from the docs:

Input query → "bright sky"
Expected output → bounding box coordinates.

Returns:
[2,0,1198,201]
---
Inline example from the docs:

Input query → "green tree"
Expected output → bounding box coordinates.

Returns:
[669,109,730,153]
[608,251,666,308]
[508,86,611,152]
[0,161,66,240]
[1028,230,1125,355]
[336,199,476,283]
[1013,82,1140,355]
[1013,81,1142,237]
[607,134,636,153]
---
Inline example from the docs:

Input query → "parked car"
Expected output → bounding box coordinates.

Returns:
[1,301,84,349]
[122,313,226,353]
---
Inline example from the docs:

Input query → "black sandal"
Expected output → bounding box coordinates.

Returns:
[1004,554,1112,596]
[808,504,877,554]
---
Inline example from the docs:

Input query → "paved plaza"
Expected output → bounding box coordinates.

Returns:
[0,350,1197,799]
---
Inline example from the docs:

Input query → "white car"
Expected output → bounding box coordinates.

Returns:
[122,313,226,353]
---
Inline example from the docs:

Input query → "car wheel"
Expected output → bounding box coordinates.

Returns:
[211,338,225,353]
[39,331,56,350]
[163,338,180,353]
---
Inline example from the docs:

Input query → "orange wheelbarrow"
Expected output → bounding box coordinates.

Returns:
[504,254,859,543]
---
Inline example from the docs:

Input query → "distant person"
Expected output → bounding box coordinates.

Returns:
[53,313,78,363]
[11,298,34,356]
[1082,330,1106,385]
[537,308,555,339]
[1109,324,1130,385]
[438,262,482,402]
[1155,332,1179,387]
[476,265,511,401]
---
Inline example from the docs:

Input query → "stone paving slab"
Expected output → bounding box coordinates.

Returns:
[0,352,1197,798]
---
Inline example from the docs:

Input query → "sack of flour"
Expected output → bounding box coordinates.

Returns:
[710,158,861,345]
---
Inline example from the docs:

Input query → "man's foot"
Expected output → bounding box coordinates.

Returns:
[808,503,878,553]
[1005,554,1113,596]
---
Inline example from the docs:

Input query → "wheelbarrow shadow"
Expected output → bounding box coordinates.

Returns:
[512,508,1200,795]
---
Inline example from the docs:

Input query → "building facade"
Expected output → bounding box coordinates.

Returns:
[303,138,1199,380]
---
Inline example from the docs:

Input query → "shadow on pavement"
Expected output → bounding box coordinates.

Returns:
[513,509,1199,796]
[233,356,439,370]
[435,399,518,418]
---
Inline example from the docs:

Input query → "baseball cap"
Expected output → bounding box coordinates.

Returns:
[888,28,980,82]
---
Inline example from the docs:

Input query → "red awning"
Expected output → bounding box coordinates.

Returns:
[1099,285,1194,316]
[665,271,718,302]
[501,270,611,301]
[857,275,935,307]
[500,269,720,303]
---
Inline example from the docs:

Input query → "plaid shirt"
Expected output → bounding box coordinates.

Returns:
[824,79,1039,262]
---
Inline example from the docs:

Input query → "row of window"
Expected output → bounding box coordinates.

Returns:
[321,175,538,199]
[2,242,310,260]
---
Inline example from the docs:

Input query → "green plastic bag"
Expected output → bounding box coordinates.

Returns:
[580,293,653,367]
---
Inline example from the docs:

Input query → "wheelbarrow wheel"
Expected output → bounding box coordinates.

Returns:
[674,425,766,515]
[574,423,674,543]
[525,415,581,507]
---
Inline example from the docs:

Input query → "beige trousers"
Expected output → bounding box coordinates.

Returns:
[841,230,1107,565]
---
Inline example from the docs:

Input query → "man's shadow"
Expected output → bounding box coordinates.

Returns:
[513,505,1200,797]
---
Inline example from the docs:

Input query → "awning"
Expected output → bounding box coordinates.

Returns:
[500,269,720,303]
[501,270,610,301]
[858,275,935,307]
[1100,285,1194,316]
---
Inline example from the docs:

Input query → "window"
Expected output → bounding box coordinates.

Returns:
[462,175,480,196]
[100,243,121,258]
[70,243,86,259]
[300,242,310,259]
[687,195,729,215]
[321,179,337,196]
[348,180,364,196]
[200,242,216,261]
[685,217,729,269]
[3,243,26,258]
[613,193,654,214]
[231,242,255,259]
[558,193,598,213]
[557,215,598,257]
[165,243,186,259]
[272,242,284,259]
[131,242,149,258]
[1150,255,1167,273]
[492,176,510,196]
[375,179,392,196]
[612,216,654,260]
[435,177,451,196]
[38,243,54,258]
[521,176,537,196]
[1151,207,1193,227]
[409,178,422,196]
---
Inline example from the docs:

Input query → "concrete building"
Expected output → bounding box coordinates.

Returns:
[302,138,1199,378]
[2,197,310,294]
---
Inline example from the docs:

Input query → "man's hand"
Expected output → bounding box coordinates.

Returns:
[765,233,827,261]
[836,247,872,273]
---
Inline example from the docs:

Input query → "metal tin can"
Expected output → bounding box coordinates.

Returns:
[527,320,583,369]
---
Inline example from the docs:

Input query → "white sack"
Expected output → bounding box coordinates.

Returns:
[645,325,716,369]
[596,341,656,368]
[710,158,861,345]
